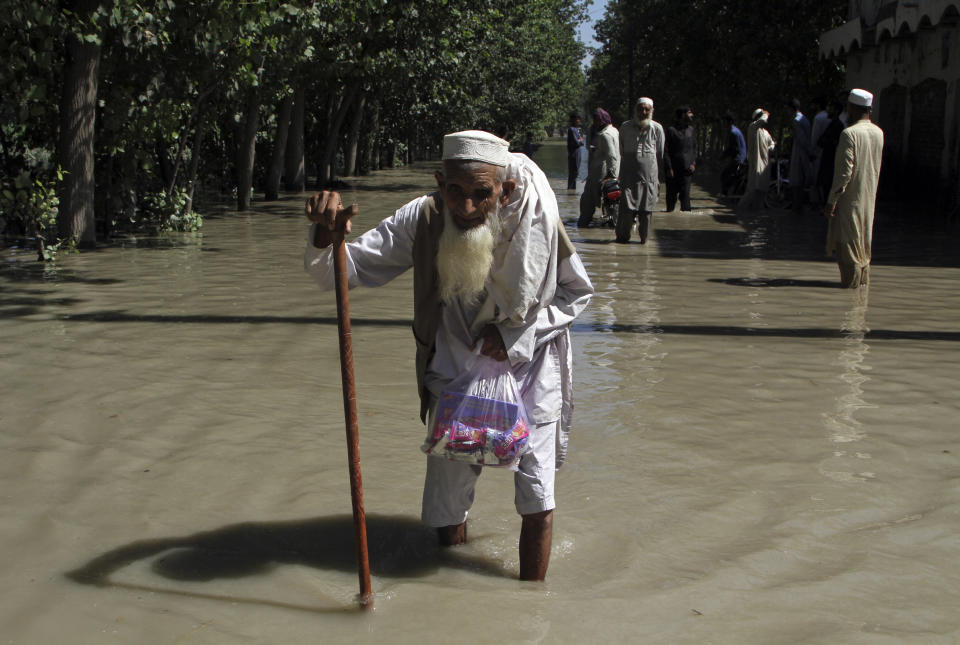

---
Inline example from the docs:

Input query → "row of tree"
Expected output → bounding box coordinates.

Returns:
[1,0,587,257]
[584,0,848,152]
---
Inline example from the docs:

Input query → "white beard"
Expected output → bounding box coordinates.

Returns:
[635,117,652,129]
[437,203,502,306]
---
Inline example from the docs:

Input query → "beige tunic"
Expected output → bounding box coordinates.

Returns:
[619,119,664,212]
[745,119,774,194]
[584,125,620,186]
[825,120,884,268]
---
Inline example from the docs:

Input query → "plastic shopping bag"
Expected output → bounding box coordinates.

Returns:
[422,353,530,469]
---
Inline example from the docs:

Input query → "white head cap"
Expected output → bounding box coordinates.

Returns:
[848,89,873,107]
[752,108,765,120]
[442,130,510,167]
[638,97,654,108]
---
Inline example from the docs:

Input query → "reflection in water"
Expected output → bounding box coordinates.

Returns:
[821,288,877,482]
[616,252,664,436]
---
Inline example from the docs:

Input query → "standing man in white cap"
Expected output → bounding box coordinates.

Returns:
[303,130,594,580]
[824,89,884,288]
[739,108,775,212]
[617,97,664,243]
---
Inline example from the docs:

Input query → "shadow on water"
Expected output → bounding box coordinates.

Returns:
[0,277,100,318]
[710,214,739,225]
[66,514,508,613]
[346,182,431,194]
[109,237,203,250]
[572,321,960,342]
[736,206,960,268]
[568,237,621,245]
[708,277,841,289]
[0,297,87,320]
[41,311,414,326]
[653,228,756,259]
[0,263,124,285]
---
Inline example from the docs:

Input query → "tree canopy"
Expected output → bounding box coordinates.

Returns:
[0,0,588,257]
[584,0,847,139]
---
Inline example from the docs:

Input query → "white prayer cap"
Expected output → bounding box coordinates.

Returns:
[442,130,510,167]
[752,108,765,120]
[848,89,873,107]
[637,97,654,107]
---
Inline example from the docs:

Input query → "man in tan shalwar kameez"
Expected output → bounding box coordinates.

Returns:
[824,89,884,288]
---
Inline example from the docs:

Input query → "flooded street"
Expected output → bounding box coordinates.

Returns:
[2,140,959,644]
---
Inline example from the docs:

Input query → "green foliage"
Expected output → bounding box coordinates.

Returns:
[0,169,64,261]
[1,0,589,256]
[369,0,588,148]
[585,0,847,136]
[138,189,202,233]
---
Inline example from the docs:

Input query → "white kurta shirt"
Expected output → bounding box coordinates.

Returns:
[746,119,775,193]
[304,162,594,460]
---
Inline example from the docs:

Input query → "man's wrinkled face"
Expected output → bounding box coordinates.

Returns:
[435,162,503,230]
[636,103,653,121]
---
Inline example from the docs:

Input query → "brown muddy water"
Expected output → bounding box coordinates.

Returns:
[2,141,959,644]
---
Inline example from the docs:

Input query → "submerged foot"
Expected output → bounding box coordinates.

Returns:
[437,522,467,547]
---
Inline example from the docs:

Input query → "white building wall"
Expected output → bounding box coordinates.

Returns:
[844,20,959,206]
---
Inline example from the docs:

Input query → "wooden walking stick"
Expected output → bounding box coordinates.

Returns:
[331,207,374,609]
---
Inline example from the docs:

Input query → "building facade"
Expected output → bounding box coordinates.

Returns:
[821,0,960,214]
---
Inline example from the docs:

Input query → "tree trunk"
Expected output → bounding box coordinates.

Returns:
[284,86,305,192]
[169,87,213,196]
[265,93,293,200]
[98,152,115,240]
[236,87,260,211]
[319,85,360,187]
[386,142,395,169]
[317,93,341,187]
[118,151,137,233]
[57,0,103,249]
[343,92,366,177]
[186,109,206,213]
[364,101,380,174]
[156,139,174,191]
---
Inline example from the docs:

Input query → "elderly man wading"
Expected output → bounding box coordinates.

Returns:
[304,130,594,580]
[618,97,664,244]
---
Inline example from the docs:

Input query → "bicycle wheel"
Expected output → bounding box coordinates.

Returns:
[765,184,789,210]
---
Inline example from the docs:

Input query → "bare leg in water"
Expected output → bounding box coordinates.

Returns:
[437,522,467,546]
[437,509,554,581]
[519,509,553,581]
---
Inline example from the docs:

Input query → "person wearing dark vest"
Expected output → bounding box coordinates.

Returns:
[304,130,594,581]
[664,105,697,213]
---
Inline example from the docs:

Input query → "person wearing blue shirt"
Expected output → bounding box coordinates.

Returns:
[566,113,585,189]
[720,111,747,196]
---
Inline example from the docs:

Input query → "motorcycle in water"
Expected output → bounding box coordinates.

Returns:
[596,177,621,229]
